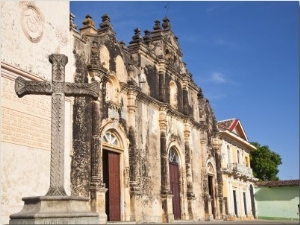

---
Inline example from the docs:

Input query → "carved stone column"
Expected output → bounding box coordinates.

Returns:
[184,122,196,220]
[200,137,210,221]
[89,86,108,223]
[159,70,166,102]
[127,88,141,221]
[213,137,224,220]
[127,88,138,129]
[87,47,109,223]
[182,79,189,115]
[159,108,170,193]
[182,89,189,115]
[159,107,173,223]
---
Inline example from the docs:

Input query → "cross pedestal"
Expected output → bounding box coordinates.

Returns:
[9,196,99,224]
[9,54,100,224]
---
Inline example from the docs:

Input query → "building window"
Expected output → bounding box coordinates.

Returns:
[237,150,240,164]
[102,131,119,147]
[243,192,247,216]
[233,190,238,216]
[169,81,178,109]
[245,156,249,167]
[227,145,231,164]
[169,148,178,164]
[105,80,114,102]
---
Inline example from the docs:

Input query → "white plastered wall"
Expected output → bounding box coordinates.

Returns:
[1,1,71,224]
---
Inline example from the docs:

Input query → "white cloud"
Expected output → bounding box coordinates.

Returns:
[198,72,238,86]
[211,72,226,83]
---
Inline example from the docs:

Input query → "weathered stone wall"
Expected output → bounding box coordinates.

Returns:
[134,101,162,222]
[68,12,222,223]
[190,127,206,221]
[1,1,71,224]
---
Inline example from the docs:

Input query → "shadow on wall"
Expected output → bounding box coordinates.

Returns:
[255,186,299,201]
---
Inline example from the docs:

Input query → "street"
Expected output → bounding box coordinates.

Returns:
[170,219,299,224]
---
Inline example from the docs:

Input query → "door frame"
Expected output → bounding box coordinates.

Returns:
[103,149,121,221]
[101,129,125,222]
[168,148,182,220]
[208,174,216,219]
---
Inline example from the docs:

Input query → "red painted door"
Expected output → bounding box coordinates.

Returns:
[208,175,216,219]
[169,162,181,220]
[103,150,121,221]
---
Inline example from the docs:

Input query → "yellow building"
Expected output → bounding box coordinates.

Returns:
[218,119,258,220]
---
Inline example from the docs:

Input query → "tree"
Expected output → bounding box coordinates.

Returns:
[250,142,282,181]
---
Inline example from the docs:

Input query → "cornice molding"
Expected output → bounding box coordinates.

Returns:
[219,130,256,151]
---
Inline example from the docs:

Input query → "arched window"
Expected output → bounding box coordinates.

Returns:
[102,131,120,147]
[245,156,249,167]
[165,49,171,60]
[105,80,113,102]
[169,148,178,164]
[227,145,231,164]
[207,162,215,175]
[105,75,120,104]
[169,81,178,109]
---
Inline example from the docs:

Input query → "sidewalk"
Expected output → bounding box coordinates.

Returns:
[170,219,299,224]
[108,219,299,224]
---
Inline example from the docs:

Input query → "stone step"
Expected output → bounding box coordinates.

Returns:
[107,222,137,224]
[172,220,196,224]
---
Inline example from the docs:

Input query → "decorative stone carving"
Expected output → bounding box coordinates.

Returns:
[15,54,100,196]
[70,13,77,30]
[20,2,44,43]
[129,28,143,44]
[56,26,68,46]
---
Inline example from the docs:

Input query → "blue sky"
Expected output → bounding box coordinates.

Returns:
[70,1,299,180]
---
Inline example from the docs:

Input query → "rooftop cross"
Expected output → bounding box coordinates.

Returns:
[15,54,99,196]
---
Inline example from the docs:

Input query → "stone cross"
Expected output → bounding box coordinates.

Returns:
[15,54,99,196]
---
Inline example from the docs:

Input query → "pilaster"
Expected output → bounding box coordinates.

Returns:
[127,88,138,127]
[184,122,196,220]
[161,193,174,223]
[159,70,166,102]
[89,186,108,223]
[159,106,173,222]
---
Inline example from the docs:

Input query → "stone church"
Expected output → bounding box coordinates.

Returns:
[69,13,224,223]
[1,1,256,224]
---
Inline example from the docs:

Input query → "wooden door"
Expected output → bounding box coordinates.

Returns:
[169,162,181,220]
[208,175,216,219]
[250,185,256,217]
[243,192,247,216]
[233,190,238,216]
[103,150,121,221]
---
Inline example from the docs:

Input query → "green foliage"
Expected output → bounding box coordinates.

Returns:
[250,142,282,181]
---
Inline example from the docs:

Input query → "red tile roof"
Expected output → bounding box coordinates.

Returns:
[255,179,299,187]
[217,118,237,131]
[217,118,249,141]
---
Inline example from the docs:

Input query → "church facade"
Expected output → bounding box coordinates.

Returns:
[69,13,224,223]
[1,1,258,224]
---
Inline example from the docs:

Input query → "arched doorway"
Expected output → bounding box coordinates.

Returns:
[249,184,256,218]
[169,148,181,220]
[102,131,122,221]
[207,162,216,219]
